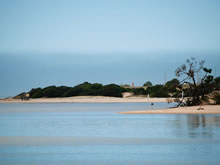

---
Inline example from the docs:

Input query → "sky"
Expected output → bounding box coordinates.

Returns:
[0,0,220,97]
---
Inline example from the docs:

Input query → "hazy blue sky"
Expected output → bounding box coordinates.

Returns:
[0,0,220,97]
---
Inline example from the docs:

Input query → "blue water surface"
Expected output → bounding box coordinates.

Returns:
[0,103,220,165]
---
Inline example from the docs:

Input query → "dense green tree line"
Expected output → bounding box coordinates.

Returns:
[28,82,126,98]
[27,80,180,98]
[141,79,180,97]
[18,74,220,101]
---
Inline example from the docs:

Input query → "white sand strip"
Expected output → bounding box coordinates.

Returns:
[120,105,220,114]
[0,96,172,103]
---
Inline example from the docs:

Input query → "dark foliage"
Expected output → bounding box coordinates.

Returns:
[70,82,103,96]
[148,85,169,97]
[143,81,152,87]
[28,82,124,98]
[214,77,220,90]
[132,88,147,95]
[165,78,179,92]
[101,84,123,97]
[29,88,44,98]
[23,74,220,100]
[175,57,214,106]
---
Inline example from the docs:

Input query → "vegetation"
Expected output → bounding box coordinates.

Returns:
[102,84,124,97]
[148,85,169,97]
[214,77,220,90]
[132,88,147,96]
[21,79,190,99]
[165,78,179,93]
[143,81,152,87]
[28,82,127,98]
[175,57,215,106]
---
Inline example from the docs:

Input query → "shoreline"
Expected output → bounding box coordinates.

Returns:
[0,96,173,103]
[0,96,219,114]
[120,105,220,114]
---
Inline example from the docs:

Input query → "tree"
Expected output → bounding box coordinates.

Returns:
[29,88,44,98]
[148,84,169,97]
[143,81,152,87]
[165,78,180,93]
[101,84,123,97]
[132,88,147,95]
[175,57,213,106]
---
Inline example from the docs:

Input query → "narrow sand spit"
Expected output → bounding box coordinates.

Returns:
[0,96,172,103]
[120,105,220,114]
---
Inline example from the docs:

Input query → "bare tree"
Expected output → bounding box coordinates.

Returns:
[175,57,213,106]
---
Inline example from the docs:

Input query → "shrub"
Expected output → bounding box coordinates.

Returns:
[101,84,123,97]
[29,88,44,98]
[143,81,152,87]
[132,88,147,95]
[148,85,169,97]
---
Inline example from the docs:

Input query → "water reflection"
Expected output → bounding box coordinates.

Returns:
[187,115,220,138]
[187,115,206,128]
[169,114,220,138]
[187,115,210,138]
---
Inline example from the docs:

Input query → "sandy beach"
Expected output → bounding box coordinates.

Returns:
[0,96,172,103]
[1,96,219,114]
[120,105,220,114]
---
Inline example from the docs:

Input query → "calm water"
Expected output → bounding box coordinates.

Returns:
[0,103,220,165]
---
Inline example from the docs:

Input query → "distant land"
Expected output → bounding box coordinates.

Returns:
[0,74,217,106]
[12,79,181,99]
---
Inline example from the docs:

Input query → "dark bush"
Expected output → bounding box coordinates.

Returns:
[143,81,152,87]
[214,77,220,90]
[132,88,147,95]
[148,85,169,97]
[101,84,123,97]
[43,86,58,97]
[29,88,44,98]
[165,78,179,93]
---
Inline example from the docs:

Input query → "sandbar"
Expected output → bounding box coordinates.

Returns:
[120,105,220,114]
[0,96,172,103]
